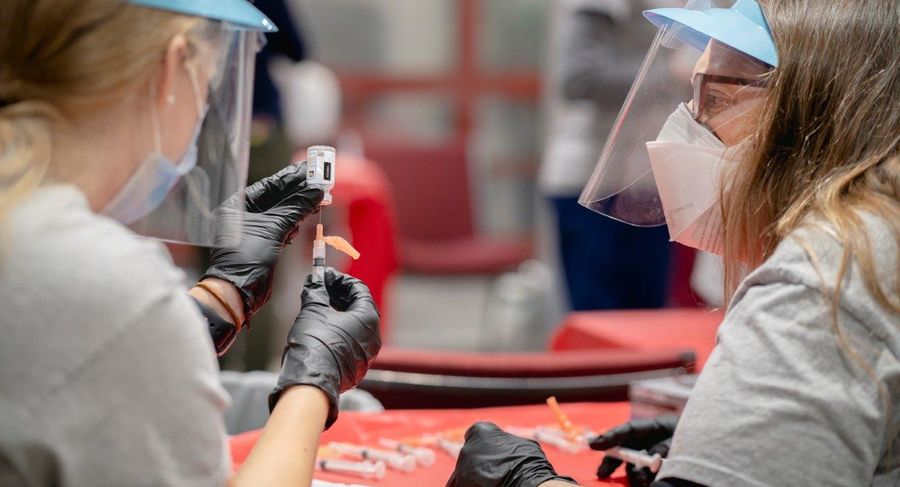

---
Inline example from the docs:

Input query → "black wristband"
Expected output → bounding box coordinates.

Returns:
[190,296,238,356]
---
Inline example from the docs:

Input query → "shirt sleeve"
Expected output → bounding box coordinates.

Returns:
[657,278,889,487]
[30,291,232,486]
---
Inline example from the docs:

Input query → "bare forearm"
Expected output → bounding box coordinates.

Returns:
[230,386,329,487]
[540,481,581,487]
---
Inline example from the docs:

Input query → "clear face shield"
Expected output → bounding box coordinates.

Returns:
[125,21,265,247]
[578,0,773,252]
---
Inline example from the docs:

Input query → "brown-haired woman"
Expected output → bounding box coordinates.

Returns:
[448,1,898,486]
[0,1,380,485]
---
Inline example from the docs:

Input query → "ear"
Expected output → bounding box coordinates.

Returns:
[154,34,190,108]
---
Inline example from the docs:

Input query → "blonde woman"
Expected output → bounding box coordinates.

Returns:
[0,1,380,486]
[449,1,898,486]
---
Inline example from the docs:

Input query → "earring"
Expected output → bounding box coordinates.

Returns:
[166,94,175,105]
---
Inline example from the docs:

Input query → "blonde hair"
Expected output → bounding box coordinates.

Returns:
[0,0,201,223]
[720,0,899,450]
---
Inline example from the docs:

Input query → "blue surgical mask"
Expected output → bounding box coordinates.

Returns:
[102,65,208,224]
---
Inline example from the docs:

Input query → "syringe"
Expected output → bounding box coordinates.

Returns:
[315,458,386,480]
[327,442,417,472]
[603,447,664,473]
[313,480,374,487]
[505,426,586,454]
[378,438,436,467]
[312,223,361,282]
[313,224,326,281]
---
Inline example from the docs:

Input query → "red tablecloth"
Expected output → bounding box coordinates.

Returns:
[550,309,724,369]
[231,402,632,486]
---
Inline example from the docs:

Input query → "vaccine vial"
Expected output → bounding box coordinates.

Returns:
[307,145,336,205]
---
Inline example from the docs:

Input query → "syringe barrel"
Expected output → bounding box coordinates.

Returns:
[307,145,336,205]
[316,459,386,480]
[313,240,326,281]
[379,439,436,467]
[328,443,416,472]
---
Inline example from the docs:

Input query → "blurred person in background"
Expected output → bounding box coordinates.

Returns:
[540,0,678,311]
[0,1,380,485]
[450,0,899,485]
[248,0,308,184]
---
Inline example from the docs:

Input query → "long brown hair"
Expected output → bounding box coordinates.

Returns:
[721,0,899,448]
[0,0,199,224]
[722,0,899,308]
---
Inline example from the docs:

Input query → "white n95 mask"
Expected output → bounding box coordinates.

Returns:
[645,103,746,255]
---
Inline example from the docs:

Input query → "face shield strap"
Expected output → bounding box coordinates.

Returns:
[148,82,164,155]
[185,62,208,119]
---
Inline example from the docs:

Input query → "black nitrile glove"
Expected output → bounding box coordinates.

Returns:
[446,422,578,487]
[269,268,381,428]
[202,163,324,325]
[589,415,679,487]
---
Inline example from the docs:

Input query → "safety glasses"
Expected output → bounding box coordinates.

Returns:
[691,73,768,123]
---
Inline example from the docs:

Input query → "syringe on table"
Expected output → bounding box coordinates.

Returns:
[378,438,436,467]
[545,396,664,473]
[315,458,386,480]
[602,446,664,473]
[398,428,465,459]
[327,442,417,472]
[505,426,587,454]
[312,479,374,487]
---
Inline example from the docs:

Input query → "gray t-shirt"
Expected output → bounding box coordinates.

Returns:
[659,215,899,486]
[0,186,231,486]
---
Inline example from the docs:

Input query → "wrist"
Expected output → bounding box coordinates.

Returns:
[189,278,246,329]
[273,385,330,428]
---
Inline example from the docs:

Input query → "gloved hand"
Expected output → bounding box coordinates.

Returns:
[269,268,381,428]
[589,415,678,487]
[447,422,577,487]
[202,163,324,325]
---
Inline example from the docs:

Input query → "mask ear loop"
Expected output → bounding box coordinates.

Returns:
[183,58,217,224]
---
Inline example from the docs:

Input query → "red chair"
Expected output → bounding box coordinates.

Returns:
[360,309,722,409]
[361,347,695,409]
[364,141,533,274]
